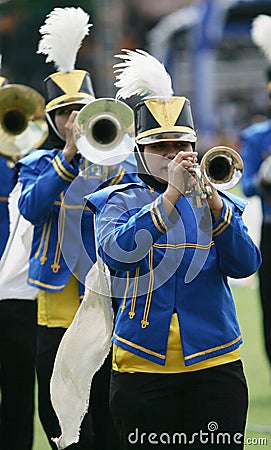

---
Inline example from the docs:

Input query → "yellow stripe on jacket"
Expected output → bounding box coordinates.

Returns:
[112,313,240,373]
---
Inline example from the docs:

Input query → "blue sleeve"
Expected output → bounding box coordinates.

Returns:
[212,198,262,278]
[241,132,266,198]
[18,151,79,225]
[96,193,176,271]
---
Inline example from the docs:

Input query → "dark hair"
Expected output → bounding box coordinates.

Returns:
[39,111,65,150]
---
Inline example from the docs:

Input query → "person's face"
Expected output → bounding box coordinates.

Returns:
[143,141,194,183]
[54,104,83,139]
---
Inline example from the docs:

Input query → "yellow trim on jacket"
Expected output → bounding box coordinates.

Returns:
[112,313,241,373]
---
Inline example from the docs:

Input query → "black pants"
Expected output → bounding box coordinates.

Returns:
[259,223,271,366]
[36,325,119,450]
[0,299,37,450]
[110,360,248,449]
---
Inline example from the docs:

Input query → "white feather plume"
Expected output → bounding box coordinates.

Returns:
[114,49,174,101]
[251,14,271,62]
[37,7,92,73]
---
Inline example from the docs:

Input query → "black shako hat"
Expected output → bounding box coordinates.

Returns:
[113,49,197,145]
[37,7,95,113]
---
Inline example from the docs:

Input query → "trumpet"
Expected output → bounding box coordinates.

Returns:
[0,84,48,162]
[186,146,243,199]
[73,97,134,167]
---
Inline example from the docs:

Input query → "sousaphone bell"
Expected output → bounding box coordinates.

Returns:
[74,97,134,166]
[0,84,48,161]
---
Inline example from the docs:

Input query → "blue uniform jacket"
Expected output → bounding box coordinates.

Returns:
[17,149,138,297]
[86,183,261,366]
[0,155,17,258]
[241,119,271,224]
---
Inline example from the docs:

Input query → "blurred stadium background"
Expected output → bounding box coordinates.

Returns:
[1,0,271,152]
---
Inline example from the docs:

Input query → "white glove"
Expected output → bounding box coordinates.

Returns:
[259,155,271,185]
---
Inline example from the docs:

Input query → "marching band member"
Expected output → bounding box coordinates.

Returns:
[241,14,271,370]
[85,49,262,449]
[0,183,38,450]
[0,73,40,450]
[17,8,136,450]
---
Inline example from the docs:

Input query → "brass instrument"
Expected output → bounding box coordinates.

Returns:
[73,97,134,167]
[187,146,243,199]
[0,84,48,162]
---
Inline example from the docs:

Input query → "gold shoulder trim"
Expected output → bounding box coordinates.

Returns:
[51,155,76,182]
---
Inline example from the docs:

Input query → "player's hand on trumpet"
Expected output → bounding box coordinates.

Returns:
[163,150,198,213]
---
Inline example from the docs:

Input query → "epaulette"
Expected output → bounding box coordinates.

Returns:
[219,191,247,213]
[16,149,56,170]
[85,182,143,214]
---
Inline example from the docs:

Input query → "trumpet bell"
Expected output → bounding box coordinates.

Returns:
[201,146,243,191]
[74,98,134,165]
[0,84,48,160]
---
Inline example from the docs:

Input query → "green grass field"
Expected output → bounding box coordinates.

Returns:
[233,280,271,448]
[32,281,271,449]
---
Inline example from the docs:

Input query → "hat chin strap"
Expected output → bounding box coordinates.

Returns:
[135,144,152,176]
[135,143,169,192]
[46,112,65,142]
